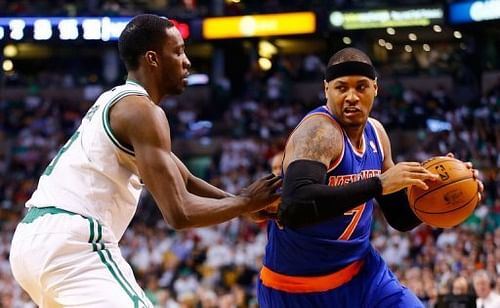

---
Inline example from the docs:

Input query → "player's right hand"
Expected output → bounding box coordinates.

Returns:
[378,162,439,195]
[239,174,282,212]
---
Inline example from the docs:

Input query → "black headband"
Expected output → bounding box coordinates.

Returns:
[324,61,377,82]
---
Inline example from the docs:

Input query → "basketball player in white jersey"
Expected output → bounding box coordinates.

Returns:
[9,14,281,307]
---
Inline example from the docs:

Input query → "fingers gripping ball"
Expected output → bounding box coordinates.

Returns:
[408,156,479,228]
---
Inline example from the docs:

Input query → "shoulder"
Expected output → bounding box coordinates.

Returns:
[110,95,170,147]
[284,113,343,169]
[368,117,389,142]
[298,112,342,133]
[112,95,164,124]
[290,113,343,145]
[368,117,384,132]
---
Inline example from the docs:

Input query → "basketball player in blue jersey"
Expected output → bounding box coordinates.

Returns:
[257,48,484,307]
[10,15,280,307]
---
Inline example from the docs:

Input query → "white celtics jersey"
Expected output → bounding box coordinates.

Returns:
[27,80,149,241]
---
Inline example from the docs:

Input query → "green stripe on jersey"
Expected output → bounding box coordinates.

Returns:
[102,90,148,156]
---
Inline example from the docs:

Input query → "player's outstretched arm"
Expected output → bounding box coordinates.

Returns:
[171,153,231,199]
[110,96,281,229]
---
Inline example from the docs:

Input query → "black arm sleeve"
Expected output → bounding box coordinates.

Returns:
[375,189,422,232]
[277,160,383,228]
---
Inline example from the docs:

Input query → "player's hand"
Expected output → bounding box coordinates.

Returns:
[379,162,439,195]
[246,196,281,222]
[239,174,282,212]
[446,152,484,202]
[245,209,278,223]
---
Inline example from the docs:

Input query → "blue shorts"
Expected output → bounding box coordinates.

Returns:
[257,247,423,308]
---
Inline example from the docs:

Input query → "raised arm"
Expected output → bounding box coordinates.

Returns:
[110,95,280,229]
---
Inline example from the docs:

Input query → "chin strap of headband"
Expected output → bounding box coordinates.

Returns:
[325,61,377,82]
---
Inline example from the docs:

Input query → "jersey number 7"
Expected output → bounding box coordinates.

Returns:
[338,204,366,241]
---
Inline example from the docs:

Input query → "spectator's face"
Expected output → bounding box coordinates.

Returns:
[324,76,377,128]
[473,276,491,298]
[271,152,283,176]
[158,27,191,95]
[452,278,468,295]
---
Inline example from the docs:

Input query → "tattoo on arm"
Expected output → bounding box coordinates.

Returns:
[289,116,342,167]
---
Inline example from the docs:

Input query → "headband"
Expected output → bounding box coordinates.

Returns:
[325,61,377,82]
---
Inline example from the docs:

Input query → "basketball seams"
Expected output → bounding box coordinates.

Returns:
[415,187,478,215]
[412,176,474,206]
[422,156,463,169]
[422,157,459,170]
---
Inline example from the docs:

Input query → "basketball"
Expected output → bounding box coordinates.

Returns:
[408,156,479,228]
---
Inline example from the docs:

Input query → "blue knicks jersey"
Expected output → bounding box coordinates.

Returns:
[264,106,385,276]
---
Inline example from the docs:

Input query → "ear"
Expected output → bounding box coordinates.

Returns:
[373,77,378,97]
[144,51,159,67]
[324,79,329,97]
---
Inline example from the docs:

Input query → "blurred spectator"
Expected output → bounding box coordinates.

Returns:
[473,270,500,308]
[452,276,470,295]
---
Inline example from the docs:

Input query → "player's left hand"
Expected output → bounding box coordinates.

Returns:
[446,153,484,202]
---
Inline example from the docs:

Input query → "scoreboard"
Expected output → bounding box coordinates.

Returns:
[0,17,190,41]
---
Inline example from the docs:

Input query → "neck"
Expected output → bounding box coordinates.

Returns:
[344,125,365,149]
[127,71,165,105]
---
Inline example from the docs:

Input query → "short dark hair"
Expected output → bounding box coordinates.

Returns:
[327,47,373,67]
[118,14,174,70]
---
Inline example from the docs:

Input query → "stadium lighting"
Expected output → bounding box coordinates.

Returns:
[385,42,393,50]
[409,33,417,41]
[2,59,13,72]
[454,30,462,39]
[343,36,352,45]
[258,40,277,58]
[258,57,272,71]
[378,39,386,46]
[423,44,431,51]
[432,25,442,32]
[386,27,395,35]
[3,44,18,57]
[404,45,412,52]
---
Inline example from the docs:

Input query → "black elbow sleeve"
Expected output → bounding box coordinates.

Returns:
[376,189,422,232]
[278,160,383,228]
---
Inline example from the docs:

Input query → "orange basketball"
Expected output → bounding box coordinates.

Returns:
[408,156,479,228]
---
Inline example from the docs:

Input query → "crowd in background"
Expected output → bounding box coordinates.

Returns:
[0,1,499,303]
[0,62,498,307]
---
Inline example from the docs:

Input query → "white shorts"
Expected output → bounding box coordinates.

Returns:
[9,207,153,308]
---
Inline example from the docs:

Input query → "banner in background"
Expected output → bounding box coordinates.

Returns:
[449,0,500,24]
[329,7,443,29]
[202,12,315,39]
